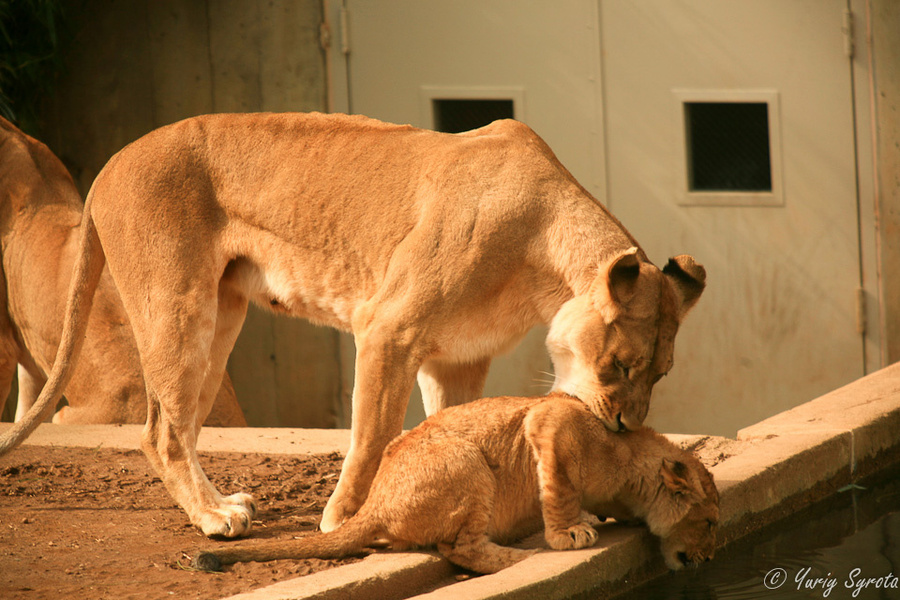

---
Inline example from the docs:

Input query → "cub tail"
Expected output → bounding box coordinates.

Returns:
[192,516,380,571]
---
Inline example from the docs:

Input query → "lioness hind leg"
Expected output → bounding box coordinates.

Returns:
[417,357,491,416]
[199,275,256,516]
[12,366,40,422]
[130,276,253,538]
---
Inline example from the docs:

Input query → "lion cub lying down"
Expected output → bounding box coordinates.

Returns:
[194,393,718,574]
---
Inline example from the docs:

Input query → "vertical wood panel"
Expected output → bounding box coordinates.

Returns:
[207,0,262,113]
[147,1,214,126]
[204,0,337,427]
[259,0,327,112]
[45,0,156,194]
[36,0,336,428]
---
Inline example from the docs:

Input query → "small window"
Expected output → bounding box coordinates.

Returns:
[674,90,783,207]
[432,99,514,133]
[685,102,772,192]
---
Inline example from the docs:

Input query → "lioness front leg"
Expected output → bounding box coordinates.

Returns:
[320,325,420,532]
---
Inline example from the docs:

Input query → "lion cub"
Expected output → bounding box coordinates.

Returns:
[194,393,718,574]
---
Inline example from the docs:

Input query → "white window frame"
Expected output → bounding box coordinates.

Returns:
[418,86,526,131]
[674,89,784,207]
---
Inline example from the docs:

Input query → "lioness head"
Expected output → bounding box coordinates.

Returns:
[547,248,705,431]
[651,456,719,570]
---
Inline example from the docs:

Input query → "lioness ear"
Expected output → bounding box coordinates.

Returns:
[660,458,693,497]
[663,255,706,321]
[604,247,641,304]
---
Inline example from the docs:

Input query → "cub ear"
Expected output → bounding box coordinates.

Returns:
[660,458,693,497]
[663,255,706,321]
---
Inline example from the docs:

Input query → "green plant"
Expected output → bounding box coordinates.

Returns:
[0,0,68,135]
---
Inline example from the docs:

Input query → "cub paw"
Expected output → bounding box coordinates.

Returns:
[546,522,599,550]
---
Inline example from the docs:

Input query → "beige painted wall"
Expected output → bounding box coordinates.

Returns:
[38,0,337,427]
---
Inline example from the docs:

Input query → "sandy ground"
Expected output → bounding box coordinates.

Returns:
[0,445,360,600]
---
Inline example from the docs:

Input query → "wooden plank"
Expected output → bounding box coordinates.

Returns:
[147,1,215,126]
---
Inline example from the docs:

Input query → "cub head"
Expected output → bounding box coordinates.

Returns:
[650,456,719,570]
[547,248,705,431]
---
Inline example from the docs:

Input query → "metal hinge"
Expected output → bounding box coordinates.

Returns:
[855,287,867,335]
[842,9,855,59]
[319,21,332,50]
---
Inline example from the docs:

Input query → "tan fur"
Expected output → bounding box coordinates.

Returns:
[0,113,705,537]
[194,393,718,574]
[0,117,244,426]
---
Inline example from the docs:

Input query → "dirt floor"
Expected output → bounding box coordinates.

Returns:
[0,445,361,600]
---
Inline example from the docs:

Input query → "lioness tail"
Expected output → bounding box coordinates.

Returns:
[192,517,378,571]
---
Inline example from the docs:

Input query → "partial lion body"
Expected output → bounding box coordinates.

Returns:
[0,117,244,426]
[197,393,719,574]
[1,112,705,538]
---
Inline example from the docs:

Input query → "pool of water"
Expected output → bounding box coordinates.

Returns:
[611,465,900,599]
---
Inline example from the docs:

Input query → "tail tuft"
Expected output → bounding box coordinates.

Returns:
[192,551,223,572]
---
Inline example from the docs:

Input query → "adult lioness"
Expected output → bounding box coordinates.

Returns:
[0,116,244,426]
[0,113,705,538]
[193,393,718,574]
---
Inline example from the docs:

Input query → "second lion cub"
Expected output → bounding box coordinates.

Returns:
[195,393,718,574]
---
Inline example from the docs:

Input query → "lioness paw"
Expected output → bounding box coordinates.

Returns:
[546,522,599,550]
[320,494,360,533]
[198,505,254,538]
[222,492,258,518]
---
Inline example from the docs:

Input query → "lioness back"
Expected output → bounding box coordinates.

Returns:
[93,113,574,333]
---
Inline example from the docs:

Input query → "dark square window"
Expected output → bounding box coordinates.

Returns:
[433,99,514,134]
[685,102,772,192]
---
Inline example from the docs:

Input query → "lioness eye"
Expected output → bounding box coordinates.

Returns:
[614,358,630,378]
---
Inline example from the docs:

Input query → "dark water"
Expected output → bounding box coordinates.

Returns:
[611,466,900,599]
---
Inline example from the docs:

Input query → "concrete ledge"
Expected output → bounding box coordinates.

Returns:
[408,526,659,600]
[4,362,900,599]
[0,423,351,456]
[223,553,454,600]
